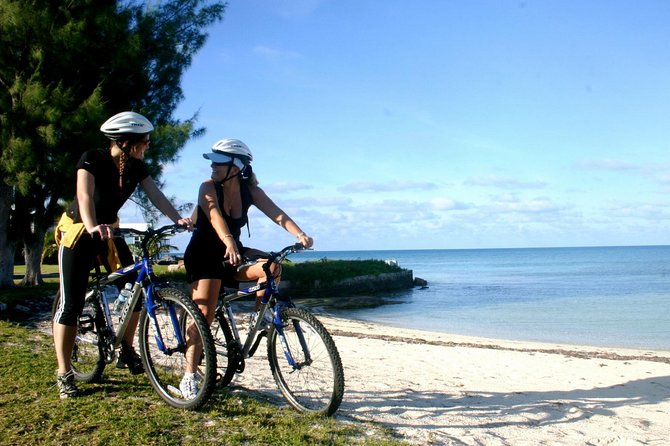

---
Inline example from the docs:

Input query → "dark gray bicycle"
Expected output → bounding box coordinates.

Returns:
[210,244,344,416]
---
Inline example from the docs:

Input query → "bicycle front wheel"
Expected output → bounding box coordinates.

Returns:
[51,289,106,383]
[138,287,217,410]
[267,307,345,416]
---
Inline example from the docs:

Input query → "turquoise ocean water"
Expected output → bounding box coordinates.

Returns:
[292,245,670,350]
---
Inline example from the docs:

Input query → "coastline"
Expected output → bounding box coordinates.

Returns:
[320,315,670,363]
[232,315,670,445]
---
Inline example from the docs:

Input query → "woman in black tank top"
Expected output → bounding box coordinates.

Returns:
[182,139,313,392]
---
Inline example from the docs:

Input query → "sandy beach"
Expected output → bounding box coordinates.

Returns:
[231,315,670,446]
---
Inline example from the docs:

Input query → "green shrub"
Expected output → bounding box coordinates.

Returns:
[155,259,405,286]
[283,259,404,284]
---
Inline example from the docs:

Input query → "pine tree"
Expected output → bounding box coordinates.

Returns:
[0,0,225,287]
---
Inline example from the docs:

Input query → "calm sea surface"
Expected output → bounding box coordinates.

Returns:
[292,246,670,350]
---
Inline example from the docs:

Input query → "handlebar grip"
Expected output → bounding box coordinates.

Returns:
[89,230,118,241]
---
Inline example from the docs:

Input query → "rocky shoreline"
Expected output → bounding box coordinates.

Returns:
[280,269,417,297]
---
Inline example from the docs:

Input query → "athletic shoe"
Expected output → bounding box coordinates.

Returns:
[116,341,144,374]
[56,370,79,399]
[179,372,201,399]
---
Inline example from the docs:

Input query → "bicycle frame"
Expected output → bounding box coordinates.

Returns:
[219,244,310,368]
[64,223,219,410]
[91,226,186,355]
[213,243,345,415]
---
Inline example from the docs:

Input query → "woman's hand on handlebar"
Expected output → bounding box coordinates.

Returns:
[176,217,193,231]
[297,233,313,249]
[90,224,114,240]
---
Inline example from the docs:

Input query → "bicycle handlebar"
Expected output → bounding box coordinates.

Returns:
[90,223,188,240]
[115,223,188,238]
[225,243,309,273]
[267,243,308,263]
[91,223,188,258]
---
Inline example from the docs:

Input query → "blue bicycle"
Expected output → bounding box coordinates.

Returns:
[52,224,217,410]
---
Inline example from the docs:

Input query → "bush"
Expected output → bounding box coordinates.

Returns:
[283,259,404,284]
[154,259,406,288]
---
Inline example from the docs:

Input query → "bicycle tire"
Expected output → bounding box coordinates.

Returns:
[267,307,345,416]
[211,311,240,387]
[138,287,217,410]
[51,289,106,383]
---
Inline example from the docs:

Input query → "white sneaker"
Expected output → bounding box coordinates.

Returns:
[179,372,201,399]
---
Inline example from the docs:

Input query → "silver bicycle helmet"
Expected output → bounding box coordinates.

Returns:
[100,111,154,139]
[204,139,253,166]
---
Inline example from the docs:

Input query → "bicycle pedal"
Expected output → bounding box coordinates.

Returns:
[236,360,245,373]
[78,314,95,331]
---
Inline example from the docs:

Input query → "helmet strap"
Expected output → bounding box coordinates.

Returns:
[218,164,239,185]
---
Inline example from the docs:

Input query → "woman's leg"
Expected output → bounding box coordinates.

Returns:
[233,260,281,310]
[53,324,77,375]
[54,239,93,374]
[53,237,95,398]
[185,278,221,373]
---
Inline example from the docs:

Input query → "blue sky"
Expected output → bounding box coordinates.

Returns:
[121,0,670,252]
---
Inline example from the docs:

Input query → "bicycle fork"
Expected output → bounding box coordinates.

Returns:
[221,302,313,371]
[145,285,187,355]
[267,301,313,370]
[275,319,312,370]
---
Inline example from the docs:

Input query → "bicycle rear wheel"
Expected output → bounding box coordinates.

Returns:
[138,287,216,410]
[52,289,106,383]
[267,307,345,416]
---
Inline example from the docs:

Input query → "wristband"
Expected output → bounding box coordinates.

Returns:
[297,232,306,239]
[223,234,234,240]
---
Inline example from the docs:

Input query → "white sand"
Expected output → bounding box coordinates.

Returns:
[230,315,670,445]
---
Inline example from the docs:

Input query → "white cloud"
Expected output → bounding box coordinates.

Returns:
[430,197,469,211]
[264,181,314,193]
[573,159,640,171]
[465,174,547,189]
[339,181,438,193]
[487,195,568,214]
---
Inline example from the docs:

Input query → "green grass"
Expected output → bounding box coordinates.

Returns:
[1,264,59,306]
[1,264,407,445]
[0,320,403,446]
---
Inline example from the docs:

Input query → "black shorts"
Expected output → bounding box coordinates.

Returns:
[184,245,271,288]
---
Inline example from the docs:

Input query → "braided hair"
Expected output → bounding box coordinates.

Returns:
[113,133,146,192]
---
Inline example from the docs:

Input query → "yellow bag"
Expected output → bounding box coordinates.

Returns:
[55,213,86,249]
[54,213,123,271]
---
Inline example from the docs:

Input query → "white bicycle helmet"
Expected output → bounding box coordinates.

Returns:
[204,139,253,166]
[100,111,154,139]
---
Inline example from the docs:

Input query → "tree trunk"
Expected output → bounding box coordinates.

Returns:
[21,234,45,286]
[0,184,16,289]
